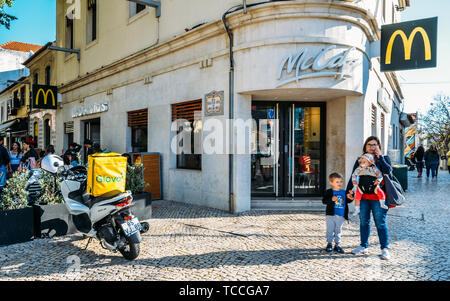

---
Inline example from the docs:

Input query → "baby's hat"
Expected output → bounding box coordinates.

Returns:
[359,153,375,165]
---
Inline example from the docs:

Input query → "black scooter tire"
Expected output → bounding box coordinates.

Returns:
[119,236,140,260]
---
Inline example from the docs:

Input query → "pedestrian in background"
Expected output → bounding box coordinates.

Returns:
[19,137,39,171]
[413,145,425,178]
[8,141,22,175]
[424,145,440,179]
[0,136,11,191]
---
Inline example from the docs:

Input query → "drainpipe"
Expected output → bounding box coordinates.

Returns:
[222,1,285,213]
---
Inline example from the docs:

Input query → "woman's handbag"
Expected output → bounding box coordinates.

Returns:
[383,173,406,207]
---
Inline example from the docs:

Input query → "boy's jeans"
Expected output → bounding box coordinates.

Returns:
[359,199,389,250]
[326,215,345,244]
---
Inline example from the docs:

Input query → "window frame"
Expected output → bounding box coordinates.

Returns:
[86,0,97,44]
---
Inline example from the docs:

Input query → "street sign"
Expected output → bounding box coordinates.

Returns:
[381,17,437,72]
[32,85,58,110]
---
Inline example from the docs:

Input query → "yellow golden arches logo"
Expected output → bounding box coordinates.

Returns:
[385,27,432,65]
[35,88,56,107]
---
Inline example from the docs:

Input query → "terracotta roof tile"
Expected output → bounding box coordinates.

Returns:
[0,41,42,53]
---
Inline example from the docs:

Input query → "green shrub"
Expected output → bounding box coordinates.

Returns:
[38,171,65,205]
[0,171,29,210]
[126,164,149,194]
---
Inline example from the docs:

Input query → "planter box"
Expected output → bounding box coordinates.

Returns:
[0,207,35,246]
[131,192,152,221]
[33,204,77,239]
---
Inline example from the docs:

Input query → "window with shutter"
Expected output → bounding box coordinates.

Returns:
[371,105,377,136]
[171,100,202,170]
[381,112,385,147]
[128,109,148,153]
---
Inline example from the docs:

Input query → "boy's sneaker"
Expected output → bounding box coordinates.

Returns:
[379,200,388,210]
[380,248,390,260]
[325,243,333,252]
[351,246,369,255]
[352,206,360,216]
[334,244,345,254]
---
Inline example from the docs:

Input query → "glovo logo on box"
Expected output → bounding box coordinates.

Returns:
[95,173,125,184]
[385,27,431,65]
[380,17,437,72]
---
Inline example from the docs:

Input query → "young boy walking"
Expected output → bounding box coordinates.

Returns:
[322,172,352,253]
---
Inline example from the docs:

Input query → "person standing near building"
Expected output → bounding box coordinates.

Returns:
[19,137,40,171]
[424,145,440,179]
[346,136,392,260]
[0,136,11,191]
[8,141,23,175]
[446,148,450,174]
[413,145,425,178]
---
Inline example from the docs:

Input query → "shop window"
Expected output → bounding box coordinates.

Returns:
[34,121,39,146]
[65,14,74,50]
[129,2,146,17]
[171,100,202,170]
[128,109,148,153]
[87,0,97,43]
[45,66,51,86]
[65,121,74,150]
[371,105,377,137]
[44,119,51,148]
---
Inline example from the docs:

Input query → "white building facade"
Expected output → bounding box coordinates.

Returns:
[55,1,407,212]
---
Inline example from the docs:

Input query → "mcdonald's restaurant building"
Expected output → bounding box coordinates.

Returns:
[54,1,409,213]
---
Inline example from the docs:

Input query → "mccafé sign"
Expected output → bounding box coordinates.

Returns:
[381,17,437,72]
[32,85,58,110]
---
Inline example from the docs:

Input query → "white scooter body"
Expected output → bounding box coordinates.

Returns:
[60,179,133,237]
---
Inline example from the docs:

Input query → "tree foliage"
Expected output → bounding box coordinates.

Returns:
[0,0,16,30]
[419,94,450,153]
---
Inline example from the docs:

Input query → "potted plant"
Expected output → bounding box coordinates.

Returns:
[0,171,34,246]
[126,163,152,221]
[33,171,75,239]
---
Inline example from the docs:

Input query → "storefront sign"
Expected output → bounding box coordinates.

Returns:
[33,85,58,110]
[204,91,224,116]
[276,45,356,87]
[72,101,109,118]
[381,17,437,72]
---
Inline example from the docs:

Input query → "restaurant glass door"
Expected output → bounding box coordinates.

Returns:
[251,102,325,198]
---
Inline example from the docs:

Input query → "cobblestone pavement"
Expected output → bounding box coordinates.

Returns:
[0,171,449,281]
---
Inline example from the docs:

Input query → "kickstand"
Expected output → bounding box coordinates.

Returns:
[84,238,92,250]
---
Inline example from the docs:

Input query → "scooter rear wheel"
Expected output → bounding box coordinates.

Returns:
[119,236,140,260]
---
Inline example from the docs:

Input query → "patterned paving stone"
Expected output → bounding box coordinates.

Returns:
[0,171,449,281]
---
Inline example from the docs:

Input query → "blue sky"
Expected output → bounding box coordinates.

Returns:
[0,0,56,45]
[0,0,448,114]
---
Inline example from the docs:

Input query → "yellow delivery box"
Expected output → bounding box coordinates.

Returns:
[87,153,127,197]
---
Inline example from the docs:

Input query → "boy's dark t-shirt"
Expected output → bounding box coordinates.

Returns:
[333,189,346,217]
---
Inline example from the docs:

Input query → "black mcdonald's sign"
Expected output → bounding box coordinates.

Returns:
[381,17,437,72]
[32,84,58,110]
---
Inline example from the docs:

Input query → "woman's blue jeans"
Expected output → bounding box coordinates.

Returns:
[0,165,6,188]
[359,199,389,250]
[426,162,439,177]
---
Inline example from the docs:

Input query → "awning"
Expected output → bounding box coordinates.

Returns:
[0,120,18,133]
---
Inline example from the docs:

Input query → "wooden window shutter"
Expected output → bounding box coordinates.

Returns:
[171,99,202,122]
[381,113,385,129]
[64,121,74,134]
[128,109,148,127]
[371,105,376,125]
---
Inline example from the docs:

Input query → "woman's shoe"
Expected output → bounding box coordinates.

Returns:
[351,246,369,255]
[380,248,390,260]
[334,245,345,254]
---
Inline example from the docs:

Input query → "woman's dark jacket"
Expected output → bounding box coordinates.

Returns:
[424,151,440,165]
[346,155,392,198]
[414,148,425,162]
[322,189,352,220]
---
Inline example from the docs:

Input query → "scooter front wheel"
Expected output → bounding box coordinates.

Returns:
[119,236,140,260]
